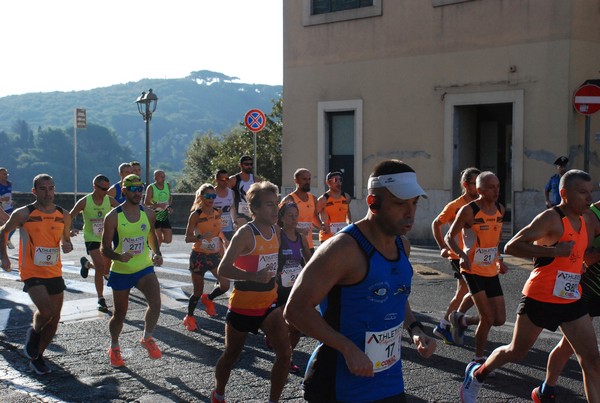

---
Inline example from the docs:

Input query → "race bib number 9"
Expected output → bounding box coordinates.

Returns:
[34,247,59,266]
[473,247,497,266]
[553,271,581,300]
[365,323,403,373]
[122,236,145,255]
[258,253,278,274]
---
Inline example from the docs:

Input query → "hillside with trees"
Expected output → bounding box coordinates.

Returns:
[0,71,281,191]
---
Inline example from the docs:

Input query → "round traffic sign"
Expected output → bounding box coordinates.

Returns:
[244,109,267,132]
[573,84,600,115]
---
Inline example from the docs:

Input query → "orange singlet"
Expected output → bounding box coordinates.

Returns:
[462,201,503,277]
[437,195,469,260]
[289,193,316,249]
[19,204,66,281]
[229,223,279,316]
[191,208,223,255]
[319,192,349,242]
[523,207,587,304]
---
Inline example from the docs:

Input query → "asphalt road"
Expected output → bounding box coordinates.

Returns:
[0,233,595,402]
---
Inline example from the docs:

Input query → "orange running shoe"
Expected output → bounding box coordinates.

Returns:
[201,293,217,317]
[108,347,125,367]
[183,315,198,331]
[140,337,162,359]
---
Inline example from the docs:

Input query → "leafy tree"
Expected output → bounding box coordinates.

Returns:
[12,119,34,149]
[177,98,283,192]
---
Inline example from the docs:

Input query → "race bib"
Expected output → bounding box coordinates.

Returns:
[364,323,403,373]
[34,246,59,266]
[473,247,497,266]
[221,213,232,230]
[297,222,312,234]
[553,270,581,300]
[258,253,278,275]
[281,262,303,288]
[201,237,220,252]
[91,220,104,236]
[238,201,250,217]
[330,222,346,235]
[122,236,145,255]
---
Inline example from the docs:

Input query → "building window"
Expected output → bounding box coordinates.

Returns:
[303,0,381,26]
[312,0,374,15]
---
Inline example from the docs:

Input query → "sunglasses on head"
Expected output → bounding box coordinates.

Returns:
[96,185,109,191]
[126,186,144,193]
[203,193,217,199]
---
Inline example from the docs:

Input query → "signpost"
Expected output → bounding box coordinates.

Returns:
[573,83,600,172]
[74,108,86,203]
[244,109,267,177]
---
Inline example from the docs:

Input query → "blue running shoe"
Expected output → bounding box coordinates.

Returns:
[433,324,455,344]
[460,361,483,403]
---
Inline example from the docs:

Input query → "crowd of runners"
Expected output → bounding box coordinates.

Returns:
[0,156,599,402]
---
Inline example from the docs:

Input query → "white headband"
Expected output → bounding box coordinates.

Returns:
[368,172,428,199]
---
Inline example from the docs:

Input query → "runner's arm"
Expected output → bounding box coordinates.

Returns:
[285,234,375,377]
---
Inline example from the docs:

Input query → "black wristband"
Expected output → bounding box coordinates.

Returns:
[407,320,425,337]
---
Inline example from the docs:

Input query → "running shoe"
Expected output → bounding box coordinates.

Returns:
[433,324,455,344]
[24,327,40,360]
[7,240,15,249]
[211,389,226,403]
[289,363,301,374]
[201,293,217,317]
[460,361,483,403]
[141,337,162,359]
[532,386,556,403]
[29,355,51,375]
[183,315,198,331]
[108,347,125,367]
[97,297,109,313]
[80,256,89,279]
[449,311,467,346]
[473,357,495,378]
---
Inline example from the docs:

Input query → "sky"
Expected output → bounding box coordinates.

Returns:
[0,0,283,98]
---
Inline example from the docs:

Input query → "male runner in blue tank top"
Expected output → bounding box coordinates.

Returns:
[285,159,436,403]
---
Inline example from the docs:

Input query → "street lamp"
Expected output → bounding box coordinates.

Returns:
[135,88,158,185]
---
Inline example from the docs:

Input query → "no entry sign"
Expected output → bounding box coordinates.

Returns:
[573,84,600,115]
[244,109,266,132]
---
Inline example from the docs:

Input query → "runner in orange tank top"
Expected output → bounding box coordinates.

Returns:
[446,171,508,362]
[0,174,73,375]
[460,169,600,403]
[213,181,291,403]
[317,170,352,243]
[431,167,480,345]
[280,168,322,254]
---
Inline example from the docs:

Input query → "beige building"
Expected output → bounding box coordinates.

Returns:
[281,0,600,243]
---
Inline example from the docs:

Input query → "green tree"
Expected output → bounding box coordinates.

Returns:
[177,97,283,192]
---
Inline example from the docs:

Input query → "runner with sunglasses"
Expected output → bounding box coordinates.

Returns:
[69,174,119,312]
[317,170,352,243]
[182,184,230,331]
[101,174,164,367]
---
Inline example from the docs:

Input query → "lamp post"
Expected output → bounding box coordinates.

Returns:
[135,89,158,185]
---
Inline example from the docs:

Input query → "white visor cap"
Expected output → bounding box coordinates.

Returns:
[367,172,428,200]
